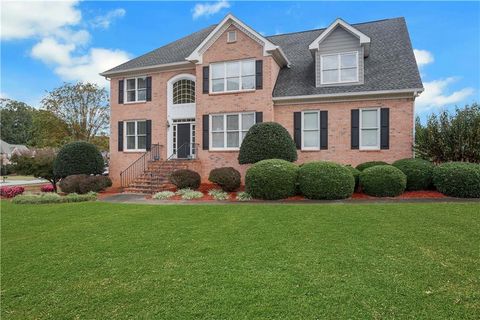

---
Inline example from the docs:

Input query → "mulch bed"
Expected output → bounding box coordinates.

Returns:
[135,184,448,202]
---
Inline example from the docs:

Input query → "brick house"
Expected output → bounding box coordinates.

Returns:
[101,14,423,192]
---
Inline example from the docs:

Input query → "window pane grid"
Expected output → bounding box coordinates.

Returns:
[125,77,147,102]
[321,52,358,84]
[210,60,255,93]
[360,109,380,149]
[125,120,147,150]
[210,112,255,149]
[173,79,195,104]
[302,112,320,149]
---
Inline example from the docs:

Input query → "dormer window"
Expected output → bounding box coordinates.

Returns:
[320,52,358,85]
[227,31,237,43]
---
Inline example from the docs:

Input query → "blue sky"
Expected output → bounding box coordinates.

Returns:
[1,1,479,120]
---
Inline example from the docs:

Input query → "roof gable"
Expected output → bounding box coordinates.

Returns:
[308,18,371,57]
[186,14,290,67]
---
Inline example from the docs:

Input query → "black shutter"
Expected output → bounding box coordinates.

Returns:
[146,76,152,101]
[118,80,124,104]
[293,112,301,150]
[255,112,263,123]
[255,60,263,90]
[202,115,209,150]
[146,120,152,151]
[380,108,390,149]
[118,121,124,151]
[320,111,328,150]
[203,66,209,94]
[351,109,359,149]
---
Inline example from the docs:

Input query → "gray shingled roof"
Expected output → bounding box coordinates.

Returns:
[268,17,423,97]
[103,17,422,97]
[102,24,217,74]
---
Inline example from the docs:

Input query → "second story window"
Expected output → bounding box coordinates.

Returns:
[227,31,237,43]
[211,59,255,93]
[173,79,195,104]
[125,76,146,102]
[320,52,358,84]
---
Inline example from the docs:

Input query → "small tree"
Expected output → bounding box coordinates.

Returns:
[12,149,60,192]
[53,141,104,178]
[415,103,480,163]
[238,122,297,164]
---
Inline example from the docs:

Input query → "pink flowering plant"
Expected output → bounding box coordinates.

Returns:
[0,186,25,198]
[41,184,55,192]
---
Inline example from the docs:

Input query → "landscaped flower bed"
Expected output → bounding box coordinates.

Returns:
[0,186,25,198]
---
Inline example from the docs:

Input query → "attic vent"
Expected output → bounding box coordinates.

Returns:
[227,31,237,43]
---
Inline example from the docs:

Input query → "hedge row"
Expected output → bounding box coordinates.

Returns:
[168,159,480,199]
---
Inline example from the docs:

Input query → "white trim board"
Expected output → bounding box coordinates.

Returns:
[186,13,290,67]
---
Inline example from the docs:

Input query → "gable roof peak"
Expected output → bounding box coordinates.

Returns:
[308,18,371,55]
[186,13,290,67]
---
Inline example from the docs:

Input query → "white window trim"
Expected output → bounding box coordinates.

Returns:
[209,112,256,151]
[320,51,359,85]
[359,107,381,150]
[124,76,147,103]
[227,31,237,43]
[301,111,321,150]
[124,120,147,152]
[209,59,256,94]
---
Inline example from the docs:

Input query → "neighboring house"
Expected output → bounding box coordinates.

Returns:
[101,14,423,191]
[0,139,29,165]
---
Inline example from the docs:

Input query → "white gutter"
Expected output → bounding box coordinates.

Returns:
[273,88,425,102]
[100,61,193,77]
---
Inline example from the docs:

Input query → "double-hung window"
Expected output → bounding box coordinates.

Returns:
[321,52,358,84]
[125,120,147,151]
[359,108,380,150]
[302,111,320,150]
[210,112,255,150]
[125,76,147,102]
[210,59,255,93]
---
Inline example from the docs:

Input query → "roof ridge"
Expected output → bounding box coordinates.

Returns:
[266,17,403,38]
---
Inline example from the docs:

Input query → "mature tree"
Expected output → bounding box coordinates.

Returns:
[90,135,110,152]
[11,148,60,191]
[29,110,71,148]
[0,98,35,145]
[41,82,109,142]
[415,103,480,163]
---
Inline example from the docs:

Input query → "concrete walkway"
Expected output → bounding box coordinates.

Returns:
[100,193,480,205]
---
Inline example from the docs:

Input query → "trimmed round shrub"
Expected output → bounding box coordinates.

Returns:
[298,162,355,200]
[392,158,434,190]
[238,122,297,164]
[54,141,104,178]
[245,159,298,200]
[169,169,201,189]
[360,165,407,197]
[208,167,241,192]
[433,162,480,198]
[345,165,361,191]
[59,175,112,194]
[356,161,389,171]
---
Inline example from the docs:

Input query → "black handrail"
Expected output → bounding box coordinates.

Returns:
[168,142,198,160]
[120,144,162,187]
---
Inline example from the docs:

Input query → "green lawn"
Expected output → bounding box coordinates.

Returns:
[1,202,479,319]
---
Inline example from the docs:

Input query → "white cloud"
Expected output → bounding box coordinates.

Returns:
[192,0,230,19]
[414,49,434,67]
[1,0,81,40]
[416,77,475,111]
[91,8,126,29]
[55,48,130,86]
[0,92,9,99]
[31,38,75,65]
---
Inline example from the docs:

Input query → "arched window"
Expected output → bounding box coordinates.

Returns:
[172,79,195,104]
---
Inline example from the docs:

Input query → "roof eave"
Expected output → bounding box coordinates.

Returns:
[99,61,194,77]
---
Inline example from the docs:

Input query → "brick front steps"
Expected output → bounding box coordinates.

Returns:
[124,159,200,194]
